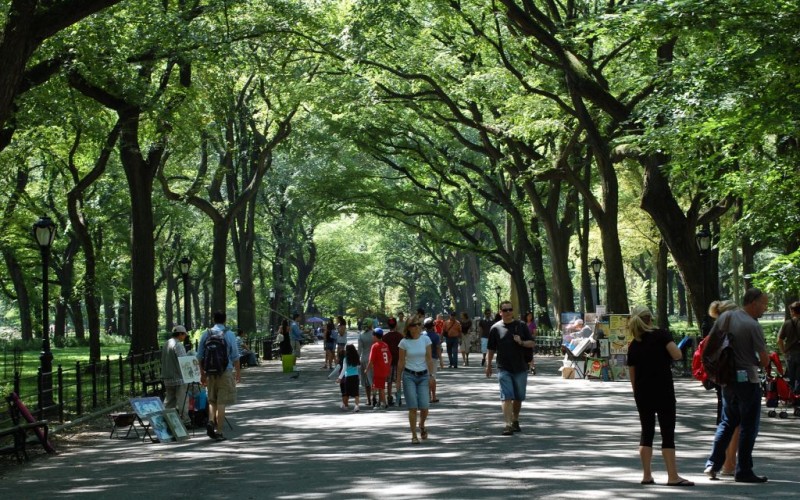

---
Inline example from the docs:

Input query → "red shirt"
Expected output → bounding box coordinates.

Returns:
[434,319,445,334]
[369,340,392,377]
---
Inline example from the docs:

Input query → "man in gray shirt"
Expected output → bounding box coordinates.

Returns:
[704,288,769,483]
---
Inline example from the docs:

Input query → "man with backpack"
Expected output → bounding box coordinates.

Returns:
[196,311,240,441]
[703,288,769,483]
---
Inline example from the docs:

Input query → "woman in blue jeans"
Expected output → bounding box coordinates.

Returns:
[397,319,434,444]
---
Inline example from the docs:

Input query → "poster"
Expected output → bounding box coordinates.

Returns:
[609,354,629,380]
[130,397,165,418]
[149,411,174,442]
[608,314,631,355]
[163,408,189,441]
[586,357,606,378]
[178,355,202,384]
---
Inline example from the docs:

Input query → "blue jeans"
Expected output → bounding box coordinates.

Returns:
[445,337,459,367]
[705,382,762,477]
[497,369,528,401]
[402,370,430,409]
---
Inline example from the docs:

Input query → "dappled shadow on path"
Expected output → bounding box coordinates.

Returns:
[3,342,799,499]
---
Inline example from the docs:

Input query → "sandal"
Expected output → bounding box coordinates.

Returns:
[420,427,428,440]
[411,436,420,444]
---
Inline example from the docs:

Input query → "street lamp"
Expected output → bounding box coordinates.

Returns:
[33,215,56,407]
[590,257,603,308]
[696,227,712,323]
[527,278,535,313]
[233,278,242,325]
[471,293,477,317]
[179,257,191,329]
[494,285,501,313]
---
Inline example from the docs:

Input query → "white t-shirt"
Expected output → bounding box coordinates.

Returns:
[399,335,432,372]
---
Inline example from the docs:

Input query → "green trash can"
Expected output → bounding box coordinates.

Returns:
[281,354,295,373]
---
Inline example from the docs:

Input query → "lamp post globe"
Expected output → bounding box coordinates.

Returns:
[32,215,56,407]
[471,293,477,316]
[494,285,501,313]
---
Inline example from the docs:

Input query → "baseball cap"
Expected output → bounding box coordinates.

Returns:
[172,325,187,334]
[387,318,397,328]
[373,327,384,338]
[423,317,434,327]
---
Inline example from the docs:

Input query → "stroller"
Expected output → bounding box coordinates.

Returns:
[763,352,800,418]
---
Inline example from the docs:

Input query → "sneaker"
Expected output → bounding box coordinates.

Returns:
[353,405,360,413]
[339,403,348,411]
[511,421,521,433]
[703,466,718,480]
[502,425,514,436]
[214,433,226,441]
[206,421,216,439]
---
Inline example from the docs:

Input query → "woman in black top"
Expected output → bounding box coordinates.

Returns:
[626,306,693,487]
[278,319,292,356]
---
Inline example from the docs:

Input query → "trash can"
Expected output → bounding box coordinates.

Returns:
[281,354,295,373]
[262,340,273,360]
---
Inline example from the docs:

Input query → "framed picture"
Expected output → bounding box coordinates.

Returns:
[149,411,174,443]
[130,397,165,418]
[163,408,189,441]
[178,355,202,384]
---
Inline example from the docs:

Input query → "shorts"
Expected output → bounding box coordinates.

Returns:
[481,337,489,353]
[324,341,336,352]
[402,370,430,409]
[372,375,387,390]
[340,375,359,397]
[206,370,237,406]
[497,369,528,402]
[291,340,302,357]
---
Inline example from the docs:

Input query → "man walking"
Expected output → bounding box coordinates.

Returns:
[383,318,403,406]
[485,301,534,436]
[444,311,462,368]
[479,309,493,366]
[704,288,769,482]
[290,312,303,370]
[197,311,240,441]
[161,325,189,423]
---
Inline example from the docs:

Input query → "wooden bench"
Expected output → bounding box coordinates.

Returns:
[136,360,164,398]
[0,392,54,462]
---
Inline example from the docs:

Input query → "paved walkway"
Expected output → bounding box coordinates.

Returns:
[2,340,798,499]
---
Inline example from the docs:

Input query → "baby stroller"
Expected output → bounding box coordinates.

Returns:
[763,352,800,418]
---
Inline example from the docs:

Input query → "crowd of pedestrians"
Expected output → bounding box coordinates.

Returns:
[159,287,782,487]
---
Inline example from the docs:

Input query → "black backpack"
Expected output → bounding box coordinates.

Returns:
[203,329,229,375]
[702,315,736,386]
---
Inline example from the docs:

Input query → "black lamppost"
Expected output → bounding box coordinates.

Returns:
[472,293,477,316]
[528,278,535,314]
[590,257,603,309]
[696,227,712,317]
[494,285,501,313]
[233,278,242,325]
[33,215,56,407]
[179,257,191,329]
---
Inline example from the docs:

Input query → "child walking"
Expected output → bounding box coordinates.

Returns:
[366,328,392,410]
[337,344,361,412]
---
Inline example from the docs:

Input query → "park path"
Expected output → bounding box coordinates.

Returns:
[1,340,798,499]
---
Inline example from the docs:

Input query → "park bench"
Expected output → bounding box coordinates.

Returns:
[137,360,164,398]
[0,392,55,462]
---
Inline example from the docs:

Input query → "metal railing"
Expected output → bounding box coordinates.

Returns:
[0,350,160,429]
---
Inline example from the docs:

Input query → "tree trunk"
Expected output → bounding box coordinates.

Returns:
[118,295,130,337]
[69,299,85,340]
[210,220,229,315]
[3,251,34,341]
[657,240,669,329]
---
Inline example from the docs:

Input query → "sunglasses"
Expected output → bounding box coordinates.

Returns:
[501,308,514,312]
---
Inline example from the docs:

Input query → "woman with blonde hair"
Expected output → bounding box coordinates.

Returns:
[626,306,693,486]
[707,299,740,477]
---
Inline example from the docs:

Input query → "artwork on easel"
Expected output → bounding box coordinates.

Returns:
[149,411,174,442]
[608,315,631,355]
[163,408,189,441]
[130,397,165,418]
[609,354,629,380]
[178,355,202,384]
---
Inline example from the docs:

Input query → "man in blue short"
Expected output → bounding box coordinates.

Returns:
[485,300,535,436]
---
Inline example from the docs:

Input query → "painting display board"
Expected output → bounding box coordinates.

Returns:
[178,355,201,384]
[130,397,164,418]
[163,408,189,441]
[148,411,173,442]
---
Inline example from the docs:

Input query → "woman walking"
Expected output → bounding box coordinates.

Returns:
[397,318,434,444]
[626,306,693,487]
